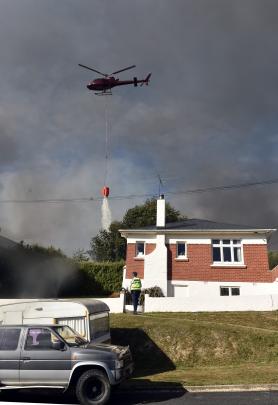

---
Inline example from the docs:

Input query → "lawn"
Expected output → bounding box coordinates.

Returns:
[110,312,278,386]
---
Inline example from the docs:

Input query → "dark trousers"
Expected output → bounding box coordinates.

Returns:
[131,290,141,312]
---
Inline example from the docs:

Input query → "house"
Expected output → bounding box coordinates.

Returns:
[120,196,278,299]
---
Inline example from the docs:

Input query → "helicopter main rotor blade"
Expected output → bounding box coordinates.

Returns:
[78,64,108,77]
[110,65,136,75]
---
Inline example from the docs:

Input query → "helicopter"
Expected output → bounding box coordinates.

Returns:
[78,63,151,95]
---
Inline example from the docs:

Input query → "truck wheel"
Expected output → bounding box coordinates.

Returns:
[76,369,111,405]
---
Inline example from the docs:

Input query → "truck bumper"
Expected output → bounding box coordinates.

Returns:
[112,362,134,384]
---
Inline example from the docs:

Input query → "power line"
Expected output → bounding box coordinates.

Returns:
[0,177,278,205]
[166,177,278,196]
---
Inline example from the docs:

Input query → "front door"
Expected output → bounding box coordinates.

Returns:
[19,327,71,385]
[0,327,21,384]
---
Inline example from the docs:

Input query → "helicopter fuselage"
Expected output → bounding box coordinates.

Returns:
[87,76,139,91]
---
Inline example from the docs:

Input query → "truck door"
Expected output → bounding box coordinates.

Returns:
[0,327,21,384]
[19,327,71,385]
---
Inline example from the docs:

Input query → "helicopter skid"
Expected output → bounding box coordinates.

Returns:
[95,90,113,96]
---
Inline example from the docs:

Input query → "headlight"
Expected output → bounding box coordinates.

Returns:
[115,359,124,369]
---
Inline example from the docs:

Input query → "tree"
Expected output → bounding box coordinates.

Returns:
[89,221,126,262]
[90,198,186,261]
[122,198,185,228]
[72,248,90,262]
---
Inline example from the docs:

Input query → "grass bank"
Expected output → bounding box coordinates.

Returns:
[110,312,278,386]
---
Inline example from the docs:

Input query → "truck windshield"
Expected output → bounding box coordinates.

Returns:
[53,325,88,346]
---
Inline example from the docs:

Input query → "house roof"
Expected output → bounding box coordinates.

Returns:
[0,234,18,250]
[120,218,276,235]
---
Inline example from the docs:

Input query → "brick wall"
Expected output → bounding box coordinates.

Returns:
[168,243,273,282]
[126,243,156,279]
[126,241,275,283]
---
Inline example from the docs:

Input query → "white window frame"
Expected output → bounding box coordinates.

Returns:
[212,239,244,265]
[176,241,187,259]
[135,241,145,257]
[220,286,241,296]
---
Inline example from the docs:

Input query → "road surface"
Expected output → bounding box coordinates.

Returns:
[1,389,278,404]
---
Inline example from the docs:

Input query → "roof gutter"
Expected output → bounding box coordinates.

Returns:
[119,228,276,238]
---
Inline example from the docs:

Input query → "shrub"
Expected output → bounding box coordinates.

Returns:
[144,286,165,297]
[120,286,164,306]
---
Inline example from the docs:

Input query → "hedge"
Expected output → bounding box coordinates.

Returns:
[59,260,125,298]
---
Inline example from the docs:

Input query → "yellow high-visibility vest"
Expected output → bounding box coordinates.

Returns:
[130,277,142,291]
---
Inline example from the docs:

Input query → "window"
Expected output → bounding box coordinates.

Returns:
[176,242,187,258]
[25,328,61,350]
[136,241,145,257]
[0,328,21,350]
[90,313,110,340]
[212,239,243,264]
[220,286,240,296]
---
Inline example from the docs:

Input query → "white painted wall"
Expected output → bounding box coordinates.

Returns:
[167,279,278,297]
[97,293,125,313]
[0,299,40,305]
[143,234,168,295]
[144,293,278,312]
[0,296,125,314]
[122,278,278,300]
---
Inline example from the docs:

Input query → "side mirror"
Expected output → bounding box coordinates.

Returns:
[53,341,66,351]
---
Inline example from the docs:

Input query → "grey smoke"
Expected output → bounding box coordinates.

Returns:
[0,0,277,253]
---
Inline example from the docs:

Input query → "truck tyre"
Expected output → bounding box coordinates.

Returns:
[76,369,111,405]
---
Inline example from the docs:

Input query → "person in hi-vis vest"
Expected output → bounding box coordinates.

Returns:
[130,272,142,314]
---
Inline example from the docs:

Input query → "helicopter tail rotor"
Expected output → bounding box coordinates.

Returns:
[140,73,152,86]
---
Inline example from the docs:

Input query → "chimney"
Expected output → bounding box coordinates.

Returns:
[156,194,165,228]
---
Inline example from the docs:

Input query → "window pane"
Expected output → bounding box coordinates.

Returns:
[233,239,240,244]
[231,288,240,296]
[26,328,59,350]
[90,314,110,340]
[177,242,186,256]
[234,247,242,262]
[220,287,229,296]
[223,240,231,244]
[0,328,21,350]
[223,247,232,262]
[213,247,221,261]
[136,242,145,256]
[212,239,220,244]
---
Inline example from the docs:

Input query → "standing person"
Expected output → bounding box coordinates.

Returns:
[130,272,142,314]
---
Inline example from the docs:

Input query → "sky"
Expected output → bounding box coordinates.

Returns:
[0,0,278,254]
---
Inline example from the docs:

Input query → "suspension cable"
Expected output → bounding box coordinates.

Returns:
[104,95,110,186]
